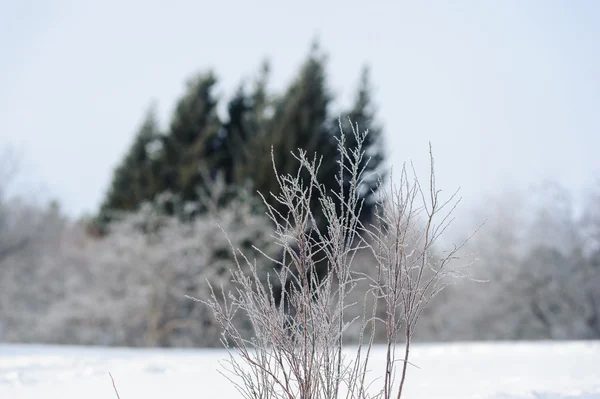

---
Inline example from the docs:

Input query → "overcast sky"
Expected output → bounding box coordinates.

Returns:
[1,1,599,222]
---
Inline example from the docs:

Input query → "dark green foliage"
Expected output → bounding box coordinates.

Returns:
[97,44,386,317]
[235,46,333,226]
[101,73,224,221]
[220,61,271,186]
[328,66,386,224]
[101,106,161,214]
[154,72,222,203]
[217,48,386,302]
[100,45,385,232]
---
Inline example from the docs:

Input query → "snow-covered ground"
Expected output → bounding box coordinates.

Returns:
[0,341,599,399]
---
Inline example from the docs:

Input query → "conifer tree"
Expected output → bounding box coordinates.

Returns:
[328,65,385,223]
[222,61,271,186]
[101,106,161,214]
[99,46,385,231]
[152,72,222,205]
[244,45,332,223]
[189,61,279,216]
[239,53,385,231]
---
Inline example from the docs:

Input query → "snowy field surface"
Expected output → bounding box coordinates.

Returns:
[0,341,599,399]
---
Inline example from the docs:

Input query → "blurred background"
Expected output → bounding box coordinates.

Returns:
[1,0,599,347]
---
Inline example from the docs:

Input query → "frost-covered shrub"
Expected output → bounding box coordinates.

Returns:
[202,125,473,399]
[0,198,68,341]
[56,186,274,347]
[415,182,600,341]
[0,180,276,347]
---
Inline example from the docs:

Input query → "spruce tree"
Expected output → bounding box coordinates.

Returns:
[152,72,223,206]
[224,45,335,299]
[240,56,385,303]
[99,47,385,230]
[221,50,386,232]
[222,61,271,186]
[244,45,332,222]
[101,106,161,214]
[328,65,385,223]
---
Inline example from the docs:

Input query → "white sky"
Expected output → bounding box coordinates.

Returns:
[1,1,599,220]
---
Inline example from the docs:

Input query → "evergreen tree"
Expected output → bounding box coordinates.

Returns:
[99,46,385,231]
[222,61,271,186]
[218,49,386,235]
[244,45,333,223]
[101,106,161,214]
[226,45,337,299]
[328,66,385,224]
[152,72,223,207]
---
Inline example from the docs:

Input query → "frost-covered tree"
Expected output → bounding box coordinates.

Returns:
[0,164,278,347]
[0,198,69,341]
[44,181,274,347]
[0,146,30,262]
[416,181,600,341]
[582,179,600,255]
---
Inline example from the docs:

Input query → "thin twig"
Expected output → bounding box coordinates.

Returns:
[109,373,122,399]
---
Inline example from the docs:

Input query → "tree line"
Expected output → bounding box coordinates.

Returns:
[98,43,385,237]
[1,43,599,347]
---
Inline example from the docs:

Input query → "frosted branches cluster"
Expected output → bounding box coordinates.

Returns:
[199,121,473,399]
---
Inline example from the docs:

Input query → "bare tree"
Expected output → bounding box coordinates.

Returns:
[0,145,30,262]
[199,121,474,399]
[0,144,70,341]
